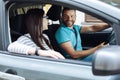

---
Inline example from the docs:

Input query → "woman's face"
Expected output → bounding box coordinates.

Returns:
[42,14,48,30]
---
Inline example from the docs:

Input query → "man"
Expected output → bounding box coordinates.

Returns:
[55,7,110,61]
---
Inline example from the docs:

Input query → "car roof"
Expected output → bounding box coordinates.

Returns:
[4,0,120,20]
[73,0,120,19]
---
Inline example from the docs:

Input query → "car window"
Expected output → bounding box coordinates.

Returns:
[75,10,114,48]
[9,2,115,63]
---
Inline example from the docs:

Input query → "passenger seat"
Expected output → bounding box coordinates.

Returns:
[10,14,27,42]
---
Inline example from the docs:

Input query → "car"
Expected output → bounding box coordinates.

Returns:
[0,0,120,80]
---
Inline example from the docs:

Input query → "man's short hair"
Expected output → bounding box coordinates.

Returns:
[62,7,76,15]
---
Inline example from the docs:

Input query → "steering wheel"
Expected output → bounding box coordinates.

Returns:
[107,30,116,45]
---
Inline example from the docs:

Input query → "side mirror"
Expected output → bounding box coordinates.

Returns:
[92,45,120,76]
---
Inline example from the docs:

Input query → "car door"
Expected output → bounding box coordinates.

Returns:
[0,51,111,80]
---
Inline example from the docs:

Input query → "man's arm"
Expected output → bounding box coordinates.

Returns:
[81,23,110,33]
[60,41,105,59]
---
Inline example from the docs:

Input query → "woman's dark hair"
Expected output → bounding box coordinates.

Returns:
[25,8,52,50]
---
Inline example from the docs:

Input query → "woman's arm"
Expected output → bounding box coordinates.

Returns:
[8,41,65,59]
[7,41,34,55]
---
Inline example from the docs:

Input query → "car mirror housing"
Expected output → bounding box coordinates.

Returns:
[92,45,120,76]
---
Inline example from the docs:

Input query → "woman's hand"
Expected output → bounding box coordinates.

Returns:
[38,50,65,59]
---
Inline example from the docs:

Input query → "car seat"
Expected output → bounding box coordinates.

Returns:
[10,14,27,42]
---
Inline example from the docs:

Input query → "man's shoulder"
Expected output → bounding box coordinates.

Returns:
[55,25,68,36]
[74,24,81,27]
[74,24,82,30]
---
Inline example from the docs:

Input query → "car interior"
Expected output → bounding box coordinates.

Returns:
[9,2,115,61]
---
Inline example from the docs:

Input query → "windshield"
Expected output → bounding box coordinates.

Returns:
[99,0,120,9]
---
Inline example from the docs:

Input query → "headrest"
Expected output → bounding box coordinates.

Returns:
[47,5,62,21]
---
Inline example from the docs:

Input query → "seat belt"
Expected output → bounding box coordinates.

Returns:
[73,27,78,49]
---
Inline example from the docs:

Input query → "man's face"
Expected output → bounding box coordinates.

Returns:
[62,10,76,27]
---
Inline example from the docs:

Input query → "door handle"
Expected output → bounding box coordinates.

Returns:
[0,71,25,80]
[5,68,17,75]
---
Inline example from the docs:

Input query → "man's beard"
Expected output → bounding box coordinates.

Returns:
[62,20,74,27]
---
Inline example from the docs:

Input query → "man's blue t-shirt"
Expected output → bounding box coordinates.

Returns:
[55,24,82,58]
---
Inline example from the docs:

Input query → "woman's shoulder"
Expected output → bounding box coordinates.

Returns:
[17,33,31,41]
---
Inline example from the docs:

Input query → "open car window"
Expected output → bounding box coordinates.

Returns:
[9,2,115,63]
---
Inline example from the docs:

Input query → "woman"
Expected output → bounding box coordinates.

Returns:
[8,8,65,59]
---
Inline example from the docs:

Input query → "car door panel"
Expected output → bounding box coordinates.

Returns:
[0,51,111,80]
